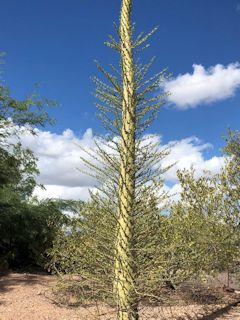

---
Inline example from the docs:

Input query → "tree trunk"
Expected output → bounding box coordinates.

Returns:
[114,0,138,319]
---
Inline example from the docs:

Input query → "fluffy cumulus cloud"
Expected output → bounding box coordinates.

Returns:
[20,128,97,188]
[18,128,225,202]
[19,128,102,201]
[165,63,240,109]
[161,137,225,182]
[33,185,95,201]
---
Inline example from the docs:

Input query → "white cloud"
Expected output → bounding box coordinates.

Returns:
[18,128,225,201]
[165,63,240,109]
[33,185,94,201]
[162,137,225,182]
[20,128,102,188]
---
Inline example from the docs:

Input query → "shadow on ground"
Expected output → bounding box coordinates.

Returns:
[0,272,50,294]
[198,301,240,320]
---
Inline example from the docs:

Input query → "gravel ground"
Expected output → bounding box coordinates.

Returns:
[0,273,240,320]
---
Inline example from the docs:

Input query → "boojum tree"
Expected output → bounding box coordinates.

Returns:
[76,0,170,319]
[114,0,137,318]
[112,1,169,318]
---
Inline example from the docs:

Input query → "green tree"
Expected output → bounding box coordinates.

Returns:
[0,52,55,204]
[0,198,68,269]
[50,0,170,318]
[86,0,169,317]
[0,54,61,270]
[220,130,240,226]
[49,189,170,304]
[167,131,240,285]
[0,78,54,141]
[168,169,236,283]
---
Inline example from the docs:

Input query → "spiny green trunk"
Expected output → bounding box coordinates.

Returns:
[114,0,138,319]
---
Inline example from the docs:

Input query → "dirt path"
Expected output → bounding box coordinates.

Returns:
[0,273,240,320]
[0,272,92,320]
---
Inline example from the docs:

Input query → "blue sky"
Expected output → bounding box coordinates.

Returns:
[1,0,240,199]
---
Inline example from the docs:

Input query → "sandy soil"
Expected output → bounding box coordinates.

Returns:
[0,272,240,320]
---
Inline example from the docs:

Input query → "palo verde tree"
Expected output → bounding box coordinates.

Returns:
[165,130,240,285]
[221,130,240,226]
[167,169,235,283]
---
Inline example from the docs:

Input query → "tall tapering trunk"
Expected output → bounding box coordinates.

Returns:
[114,0,138,319]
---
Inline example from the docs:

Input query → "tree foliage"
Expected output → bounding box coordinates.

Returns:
[49,130,240,319]
[0,56,66,271]
[48,0,172,317]
[165,130,240,285]
[0,198,68,269]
